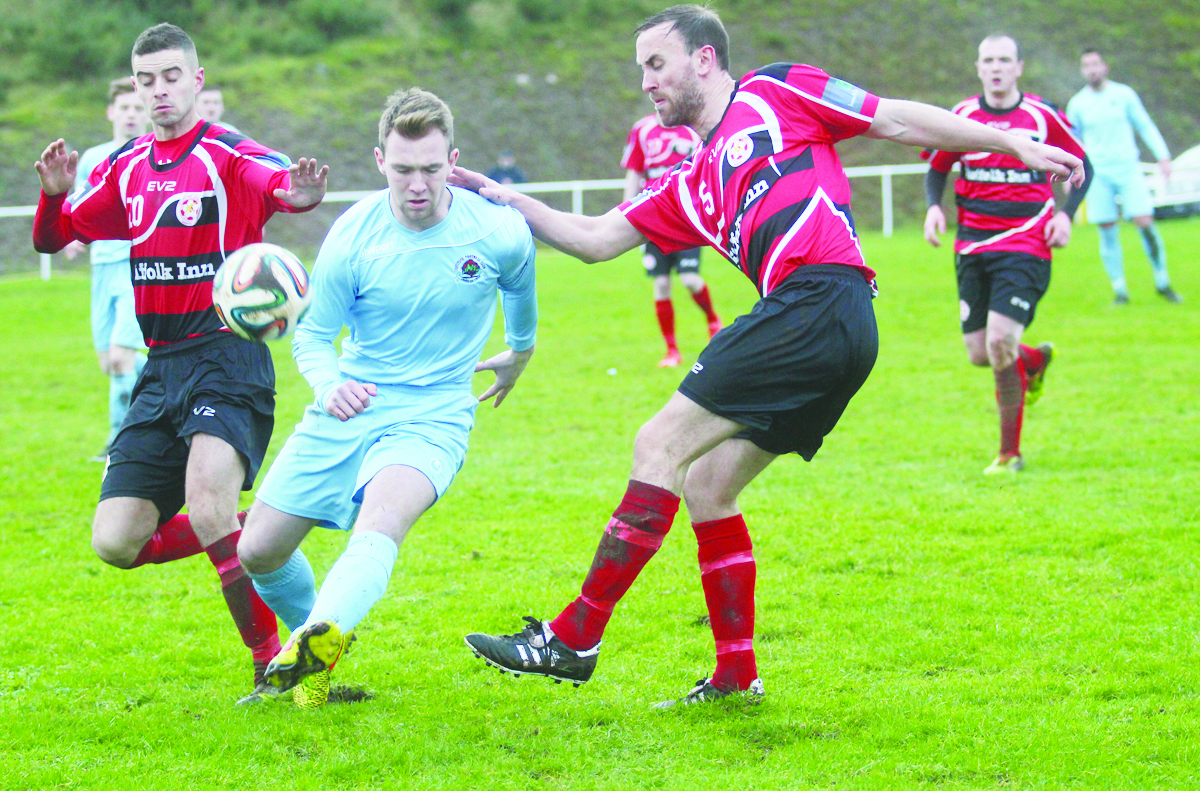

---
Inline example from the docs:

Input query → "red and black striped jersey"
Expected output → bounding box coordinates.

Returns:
[621,115,703,181]
[620,64,878,296]
[34,121,315,348]
[928,93,1086,259]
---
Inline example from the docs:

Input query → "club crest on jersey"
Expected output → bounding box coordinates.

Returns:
[176,197,203,226]
[726,134,754,168]
[455,255,484,283]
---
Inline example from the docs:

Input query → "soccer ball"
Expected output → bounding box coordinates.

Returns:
[211,243,312,342]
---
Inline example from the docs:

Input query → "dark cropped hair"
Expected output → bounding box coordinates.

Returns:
[132,23,198,68]
[1081,47,1103,58]
[635,4,729,72]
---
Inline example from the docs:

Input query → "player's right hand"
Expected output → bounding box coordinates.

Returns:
[325,380,378,422]
[34,139,78,196]
[923,205,946,247]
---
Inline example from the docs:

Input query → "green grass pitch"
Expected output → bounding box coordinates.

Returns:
[0,220,1197,789]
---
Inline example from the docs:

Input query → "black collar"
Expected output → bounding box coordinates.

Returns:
[978,91,1023,115]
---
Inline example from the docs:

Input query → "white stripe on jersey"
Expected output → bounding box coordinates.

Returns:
[1023,96,1086,150]
[959,198,1054,255]
[741,74,874,124]
[209,137,288,172]
[192,144,229,259]
[130,190,216,246]
[759,187,861,295]
[731,93,783,153]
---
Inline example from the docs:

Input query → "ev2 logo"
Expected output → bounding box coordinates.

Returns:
[1009,295,1031,312]
[192,406,216,417]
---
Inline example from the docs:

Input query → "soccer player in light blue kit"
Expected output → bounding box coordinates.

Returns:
[1067,49,1182,304]
[64,78,150,459]
[236,88,538,706]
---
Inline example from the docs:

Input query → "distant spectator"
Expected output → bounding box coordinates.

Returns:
[197,86,239,133]
[486,151,526,184]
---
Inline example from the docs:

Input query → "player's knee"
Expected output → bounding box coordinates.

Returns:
[236,533,278,575]
[967,348,990,367]
[91,530,138,569]
[682,478,735,519]
[986,334,1018,369]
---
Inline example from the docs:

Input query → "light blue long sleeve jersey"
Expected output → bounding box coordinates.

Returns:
[72,141,134,267]
[294,186,537,411]
[1066,81,1169,170]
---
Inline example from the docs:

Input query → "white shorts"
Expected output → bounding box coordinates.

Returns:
[91,262,144,351]
[1086,162,1154,224]
[255,383,476,531]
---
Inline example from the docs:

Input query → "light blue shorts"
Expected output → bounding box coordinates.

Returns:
[1087,162,1154,224]
[255,383,477,531]
[90,262,144,351]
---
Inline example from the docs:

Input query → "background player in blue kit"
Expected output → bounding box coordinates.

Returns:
[1067,49,1181,305]
[236,88,538,707]
[63,78,150,460]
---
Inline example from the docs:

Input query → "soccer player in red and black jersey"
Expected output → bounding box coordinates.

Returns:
[32,23,327,692]
[923,35,1092,475]
[457,5,1084,706]
[622,115,721,366]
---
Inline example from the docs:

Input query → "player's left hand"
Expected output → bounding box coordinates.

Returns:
[1044,210,1072,249]
[475,346,535,408]
[1159,159,1172,182]
[449,166,520,207]
[275,157,328,208]
[1013,139,1085,188]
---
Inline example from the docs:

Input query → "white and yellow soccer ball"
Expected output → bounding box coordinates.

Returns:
[211,243,312,342]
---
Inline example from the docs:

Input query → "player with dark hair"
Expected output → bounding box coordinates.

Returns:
[923,34,1092,475]
[63,78,150,461]
[622,114,721,367]
[32,22,328,693]
[455,4,1084,706]
[1067,49,1181,304]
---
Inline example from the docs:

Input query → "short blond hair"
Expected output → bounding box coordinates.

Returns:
[108,78,135,104]
[378,88,454,151]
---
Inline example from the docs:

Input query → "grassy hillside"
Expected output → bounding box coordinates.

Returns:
[2,0,1198,272]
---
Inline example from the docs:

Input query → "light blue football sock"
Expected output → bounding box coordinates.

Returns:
[108,371,138,446]
[1138,224,1171,290]
[1098,224,1127,297]
[303,531,398,633]
[249,549,318,632]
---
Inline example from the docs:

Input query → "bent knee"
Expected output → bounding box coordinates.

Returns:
[237,530,283,575]
[91,533,139,569]
[967,349,990,367]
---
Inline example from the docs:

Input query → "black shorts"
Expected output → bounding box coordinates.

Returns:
[643,242,701,277]
[678,265,878,459]
[100,333,276,522]
[956,250,1051,334]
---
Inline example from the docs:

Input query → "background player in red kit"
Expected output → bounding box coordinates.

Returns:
[32,23,328,692]
[923,35,1091,475]
[456,5,1084,706]
[622,115,721,366]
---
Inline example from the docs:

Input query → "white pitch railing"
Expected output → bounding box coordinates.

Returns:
[7,162,1196,280]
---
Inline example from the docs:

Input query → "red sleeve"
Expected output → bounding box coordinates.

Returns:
[928,148,962,173]
[228,138,319,216]
[766,64,880,143]
[620,121,646,172]
[34,160,129,252]
[618,172,707,254]
[1042,105,1087,160]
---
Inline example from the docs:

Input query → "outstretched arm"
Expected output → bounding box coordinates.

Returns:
[32,140,81,253]
[449,166,646,263]
[273,157,328,209]
[867,99,1085,188]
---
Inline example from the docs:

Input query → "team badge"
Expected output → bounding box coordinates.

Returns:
[455,255,484,283]
[960,300,971,322]
[176,196,203,226]
[726,134,754,168]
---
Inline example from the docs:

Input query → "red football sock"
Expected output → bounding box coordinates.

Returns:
[654,299,677,351]
[549,480,679,651]
[1018,343,1046,374]
[204,529,280,664]
[995,358,1027,457]
[130,514,203,566]
[694,515,757,692]
[689,284,719,323]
